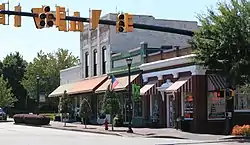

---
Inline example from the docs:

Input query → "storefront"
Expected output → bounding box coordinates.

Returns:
[139,54,230,133]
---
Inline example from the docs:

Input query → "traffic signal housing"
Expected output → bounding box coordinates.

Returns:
[69,11,84,32]
[90,10,101,30]
[116,13,125,33]
[14,5,21,27]
[56,6,67,31]
[217,90,225,98]
[124,13,133,32]
[44,6,54,27]
[31,7,45,29]
[0,3,5,25]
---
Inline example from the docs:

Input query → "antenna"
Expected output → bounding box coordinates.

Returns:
[115,6,118,13]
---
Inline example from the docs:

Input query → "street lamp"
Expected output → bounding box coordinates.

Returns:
[36,74,40,115]
[126,58,133,133]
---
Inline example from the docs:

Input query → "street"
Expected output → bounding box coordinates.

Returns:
[0,122,248,145]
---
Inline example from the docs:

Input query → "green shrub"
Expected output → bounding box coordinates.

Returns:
[113,114,123,127]
[40,113,56,121]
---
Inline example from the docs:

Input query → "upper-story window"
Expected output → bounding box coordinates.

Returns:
[85,52,89,78]
[102,46,107,74]
[93,49,98,76]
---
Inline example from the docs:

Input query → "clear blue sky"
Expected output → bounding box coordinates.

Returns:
[0,0,224,62]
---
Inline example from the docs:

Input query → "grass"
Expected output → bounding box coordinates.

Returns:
[40,113,57,121]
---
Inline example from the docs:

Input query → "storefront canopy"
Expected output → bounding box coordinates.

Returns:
[95,74,140,93]
[166,76,191,92]
[140,81,157,95]
[48,83,75,97]
[49,75,108,97]
[207,74,226,90]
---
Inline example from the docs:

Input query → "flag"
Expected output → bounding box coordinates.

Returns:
[111,76,119,89]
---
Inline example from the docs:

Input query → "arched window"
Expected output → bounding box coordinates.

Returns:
[93,49,98,76]
[102,46,107,74]
[85,52,89,78]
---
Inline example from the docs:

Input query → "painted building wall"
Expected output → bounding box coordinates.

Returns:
[79,13,198,79]
[60,65,81,85]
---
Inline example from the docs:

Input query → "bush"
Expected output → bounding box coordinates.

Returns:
[113,114,123,127]
[13,114,50,126]
[232,125,250,136]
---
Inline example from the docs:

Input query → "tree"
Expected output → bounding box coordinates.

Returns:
[22,48,79,112]
[58,91,72,126]
[102,84,121,131]
[0,75,17,108]
[189,0,250,87]
[79,98,92,128]
[2,52,27,110]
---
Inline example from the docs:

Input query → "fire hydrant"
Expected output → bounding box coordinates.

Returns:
[104,118,108,130]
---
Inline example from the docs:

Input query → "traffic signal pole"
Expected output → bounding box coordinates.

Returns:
[0,10,194,36]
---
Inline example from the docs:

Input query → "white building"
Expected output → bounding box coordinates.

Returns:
[61,13,199,84]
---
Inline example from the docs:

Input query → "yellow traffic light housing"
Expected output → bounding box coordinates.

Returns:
[56,6,67,31]
[0,4,6,25]
[69,11,83,32]
[31,7,45,29]
[90,10,101,30]
[14,5,21,27]
[43,6,54,27]
[116,13,125,33]
[124,13,133,32]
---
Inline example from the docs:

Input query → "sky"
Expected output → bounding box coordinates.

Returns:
[0,0,226,62]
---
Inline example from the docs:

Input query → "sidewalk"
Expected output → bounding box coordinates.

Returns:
[43,121,227,140]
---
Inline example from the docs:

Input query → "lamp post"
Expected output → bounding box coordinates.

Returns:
[126,58,133,133]
[36,74,40,115]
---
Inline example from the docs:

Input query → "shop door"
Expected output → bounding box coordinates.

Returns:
[123,99,130,123]
[167,94,175,128]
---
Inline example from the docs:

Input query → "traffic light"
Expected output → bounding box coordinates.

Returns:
[0,3,5,25]
[124,13,133,32]
[116,13,125,33]
[90,10,101,30]
[69,11,84,32]
[56,6,67,31]
[31,7,45,29]
[44,6,55,27]
[14,5,21,27]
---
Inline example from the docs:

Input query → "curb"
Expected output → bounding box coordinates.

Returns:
[146,135,188,140]
[43,126,123,137]
[219,136,250,140]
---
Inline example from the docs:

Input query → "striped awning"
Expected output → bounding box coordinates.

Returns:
[207,74,226,90]
[166,76,192,92]
[140,81,157,95]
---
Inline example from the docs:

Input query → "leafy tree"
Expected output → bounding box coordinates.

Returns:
[189,0,250,87]
[79,98,92,128]
[58,91,72,126]
[2,52,27,110]
[102,84,121,130]
[22,48,79,111]
[0,75,17,107]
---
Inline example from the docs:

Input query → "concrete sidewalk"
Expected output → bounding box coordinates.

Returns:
[43,121,227,140]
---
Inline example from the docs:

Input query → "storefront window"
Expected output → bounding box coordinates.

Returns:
[183,93,193,120]
[207,91,226,120]
[134,100,143,117]
[235,93,250,110]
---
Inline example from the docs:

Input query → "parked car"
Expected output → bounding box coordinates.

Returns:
[0,108,7,121]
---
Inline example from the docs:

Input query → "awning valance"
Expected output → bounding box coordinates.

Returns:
[95,74,140,93]
[49,83,75,97]
[68,75,107,95]
[207,74,226,90]
[140,81,157,95]
[49,75,108,97]
[166,76,191,92]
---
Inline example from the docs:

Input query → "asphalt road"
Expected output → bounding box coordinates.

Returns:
[0,122,247,145]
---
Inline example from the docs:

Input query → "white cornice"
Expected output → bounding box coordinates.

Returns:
[139,54,196,71]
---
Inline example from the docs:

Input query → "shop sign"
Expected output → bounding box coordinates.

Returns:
[207,92,226,120]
